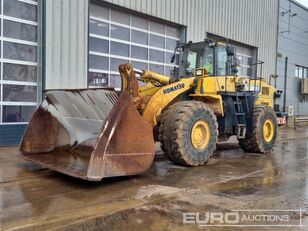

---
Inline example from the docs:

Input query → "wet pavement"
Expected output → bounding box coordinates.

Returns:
[0,127,308,231]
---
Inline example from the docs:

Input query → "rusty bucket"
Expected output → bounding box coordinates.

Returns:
[20,88,155,181]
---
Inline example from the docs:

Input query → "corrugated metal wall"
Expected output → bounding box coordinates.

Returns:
[45,0,278,88]
[45,0,89,89]
[276,0,308,115]
[102,0,279,79]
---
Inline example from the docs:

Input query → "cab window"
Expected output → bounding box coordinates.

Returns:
[217,47,227,76]
[187,51,197,72]
[202,47,214,76]
[186,47,214,76]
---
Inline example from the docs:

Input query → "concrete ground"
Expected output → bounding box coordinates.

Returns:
[0,127,308,231]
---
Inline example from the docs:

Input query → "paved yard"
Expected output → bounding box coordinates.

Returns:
[0,127,308,230]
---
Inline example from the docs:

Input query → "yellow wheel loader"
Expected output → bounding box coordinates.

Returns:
[20,40,279,181]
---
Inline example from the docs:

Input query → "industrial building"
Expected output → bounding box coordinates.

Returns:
[0,0,301,146]
[276,0,308,115]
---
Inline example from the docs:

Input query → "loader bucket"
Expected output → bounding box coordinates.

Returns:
[20,89,155,181]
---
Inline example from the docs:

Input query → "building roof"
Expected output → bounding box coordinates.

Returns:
[291,0,308,12]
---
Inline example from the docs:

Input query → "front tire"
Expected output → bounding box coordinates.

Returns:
[159,101,218,166]
[239,106,278,153]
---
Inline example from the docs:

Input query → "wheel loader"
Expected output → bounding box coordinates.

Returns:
[20,40,279,181]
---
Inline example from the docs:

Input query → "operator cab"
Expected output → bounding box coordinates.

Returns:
[176,40,238,78]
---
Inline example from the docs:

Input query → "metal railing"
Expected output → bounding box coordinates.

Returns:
[249,60,264,93]
[294,117,308,129]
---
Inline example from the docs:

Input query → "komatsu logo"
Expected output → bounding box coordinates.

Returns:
[163,83,185,94]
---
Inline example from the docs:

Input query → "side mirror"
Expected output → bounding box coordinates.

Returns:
[171,54,176,63]
[227,46,236,56]
[271,74,278,79]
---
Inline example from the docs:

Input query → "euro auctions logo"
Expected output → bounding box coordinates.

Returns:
[184,212,240,225]
[183,209,305,227]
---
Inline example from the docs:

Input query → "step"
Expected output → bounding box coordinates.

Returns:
[237,126,247,139]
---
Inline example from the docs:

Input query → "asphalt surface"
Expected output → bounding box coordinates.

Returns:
[0,127,308,231]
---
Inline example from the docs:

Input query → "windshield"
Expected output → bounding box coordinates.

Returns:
[183,43,214,77]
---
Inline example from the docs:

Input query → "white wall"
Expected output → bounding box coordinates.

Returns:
[45,0,89,89]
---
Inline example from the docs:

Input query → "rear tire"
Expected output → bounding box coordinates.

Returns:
[159,101,218,166]
[239,106,278,153]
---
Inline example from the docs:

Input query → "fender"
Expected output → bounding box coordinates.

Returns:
[142,78,195,126]
[189,93,224,116]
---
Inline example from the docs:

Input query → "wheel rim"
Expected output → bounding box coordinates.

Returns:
[191,120,211,150]
[263,119,275,142]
